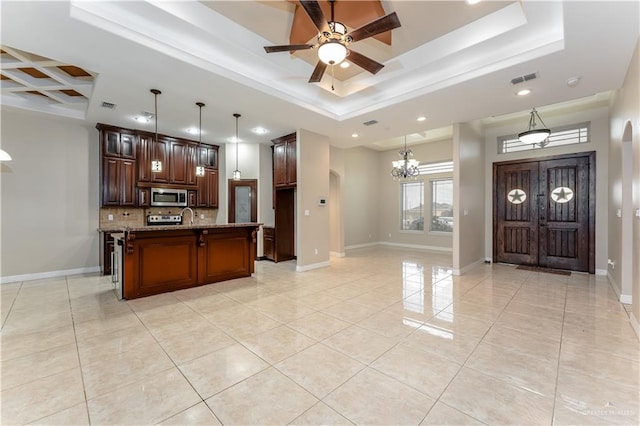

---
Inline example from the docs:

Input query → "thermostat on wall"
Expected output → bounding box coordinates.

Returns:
[318,198,327,206]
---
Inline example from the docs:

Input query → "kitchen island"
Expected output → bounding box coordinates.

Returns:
[101,223,261,300]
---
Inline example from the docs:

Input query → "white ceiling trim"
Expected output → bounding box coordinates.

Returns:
[69,1,566,121]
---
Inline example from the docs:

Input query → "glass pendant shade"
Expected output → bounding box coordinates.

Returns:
[518,108,551,145]
[195,165,205,177]
[151,160,162,172]
[0,149,12,161]
[318,41,347,65]
[232,169,241,181]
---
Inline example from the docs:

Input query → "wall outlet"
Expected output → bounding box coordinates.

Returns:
[200,214,204,219]
[108,214,113,221]
[608,259,615,269]
[388,233,392,238]
[305,209,310,216]
[314,248,318,255]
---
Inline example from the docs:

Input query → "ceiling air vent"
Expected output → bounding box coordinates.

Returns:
[363,119,378,126]
[510,72,538,85]
[101,101,116,109]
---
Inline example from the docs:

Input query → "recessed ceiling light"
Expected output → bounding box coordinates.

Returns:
[416,116,427,122]
[351,133,359,138]
[228,136,242,143]
[466,0,482,4]
[516,89,532,96]
[340,62,350,69]
[186,127,198,134]
[252,127,268,134]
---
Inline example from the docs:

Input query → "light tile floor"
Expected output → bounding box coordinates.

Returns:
[1,247,639,425]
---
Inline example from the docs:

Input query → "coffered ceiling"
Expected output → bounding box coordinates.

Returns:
[1,1,638,150]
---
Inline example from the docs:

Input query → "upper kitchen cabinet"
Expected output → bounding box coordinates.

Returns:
[272,133,296,188]
[198,146,218,169]
[97,124,136,159]
[169,139,189,185]
[102,157,136,206]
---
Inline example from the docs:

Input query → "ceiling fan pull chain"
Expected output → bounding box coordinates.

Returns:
[331,63,335,91]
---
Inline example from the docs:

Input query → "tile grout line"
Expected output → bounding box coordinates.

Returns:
[0,280,23,332]
[550,277,569,425]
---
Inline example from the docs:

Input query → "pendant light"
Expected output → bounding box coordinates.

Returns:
[195,102,206,177]
[232,113,242,181]
[391,136,420,180]
[518,107,551,145]
[150,89,162,173]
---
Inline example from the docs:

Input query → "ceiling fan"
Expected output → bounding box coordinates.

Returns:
[263,0,401,83]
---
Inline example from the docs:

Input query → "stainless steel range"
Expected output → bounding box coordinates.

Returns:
[146,214,182,226]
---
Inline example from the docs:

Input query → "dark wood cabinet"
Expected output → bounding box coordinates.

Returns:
[100,126,136,159]
[102,158,136,206]
[103,232,115,275]
[98,123,218,207]
[272,133,296,188]
[188,190,197,207]
[263,226,275,261]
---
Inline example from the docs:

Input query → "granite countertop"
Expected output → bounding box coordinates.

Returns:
[98,223,263,232]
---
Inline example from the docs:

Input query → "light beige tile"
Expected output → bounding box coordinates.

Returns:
[421,402,485,425]
[206,367,318,425]
[321,300,379,324]
[493,310,564,341]
[289,402,353,426]
[323,325,398,364]
[439,300,504,323]
[1,343,79,391]
[152,320,236,364]
[286,311,351,340]
[77,322,157,366]
[2,309,73,334]
[403,324,481,364]
[158,402,221,425]
[87,368,201,425]
[81,342,174,399]
[355,310,421,339]
[178,343,269,399]
[425,311,493,340]
[239,325,316,364]
[0,325,76,361]
[371,342,461,398]
[466,341,558,398]
[482,325,561,360]
[440,367,554,425]
[204,306,282,339]
[28,402,89,426]
[275,343,365,398]
[73,310,143,341]
[561,328,640,362]
[324,368,435,425]
[552,404,616,426]
[0,368,85,425]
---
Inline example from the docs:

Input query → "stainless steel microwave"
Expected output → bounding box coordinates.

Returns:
[150,188,187,207]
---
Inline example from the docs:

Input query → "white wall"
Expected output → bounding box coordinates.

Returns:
[1,108,100,279]
[609,39,640,331]
[483,106,610,273]
[378,139,454,251]
[296,129,330,270]
[343,146,380,247]
[329,146,345,256]
[453,122,485,274]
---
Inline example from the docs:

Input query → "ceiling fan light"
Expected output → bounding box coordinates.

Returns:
[518,129,551,144]
[0,149,12,161]
[318,41,347,65]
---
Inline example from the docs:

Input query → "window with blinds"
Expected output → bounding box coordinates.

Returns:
[498,122,590,154]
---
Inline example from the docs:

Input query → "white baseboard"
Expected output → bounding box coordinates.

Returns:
[296,261,330,272]
[378,241,453,253]
[345,242,379,250]
[607,272,633,304]
[1,266,101,284]
[453,258,485,276]
[595,268,607,276]
[330,251,345,258]
[630,313,640,341]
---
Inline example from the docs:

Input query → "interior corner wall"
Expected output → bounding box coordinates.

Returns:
[483,106,610,273]
[377,139,454,250]
[609,39,640,326]
[0,108,100,278]
[257,144,274,257]
[343,146,380,248]
[330,146,346,255]
[453,122,485,274]
[296,129,330,270]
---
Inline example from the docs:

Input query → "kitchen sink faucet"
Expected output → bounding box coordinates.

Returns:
[180,207,194,225]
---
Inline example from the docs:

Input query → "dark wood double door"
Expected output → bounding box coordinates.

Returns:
[493,152,595,273]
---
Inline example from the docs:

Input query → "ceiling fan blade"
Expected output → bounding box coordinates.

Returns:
[308,61,327,83]
[264,44,315,53]
[299,0,328,33]
[347,50,384,75]
[347,12,401,43]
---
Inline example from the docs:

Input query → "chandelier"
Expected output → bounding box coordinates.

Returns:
[391,136,420,180]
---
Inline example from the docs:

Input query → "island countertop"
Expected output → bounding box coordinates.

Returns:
[98,223,262,232]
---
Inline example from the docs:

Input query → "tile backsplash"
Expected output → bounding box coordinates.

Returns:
[100,207,219,229]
